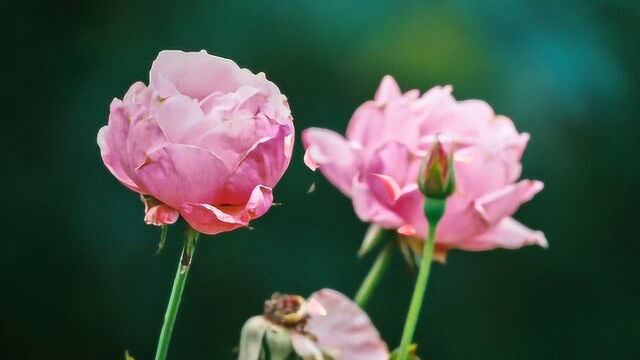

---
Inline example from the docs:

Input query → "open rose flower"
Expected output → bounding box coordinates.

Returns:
[303,76,546,251]
[238,289,388,360]
[98,50,294,234]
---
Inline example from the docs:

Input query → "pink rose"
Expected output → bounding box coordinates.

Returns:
[303,76,546,251]
[98,50,294,234]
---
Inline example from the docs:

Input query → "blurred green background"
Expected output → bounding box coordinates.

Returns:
[4,1,639,359]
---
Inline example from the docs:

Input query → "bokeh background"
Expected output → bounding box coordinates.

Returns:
[4,1,639,359]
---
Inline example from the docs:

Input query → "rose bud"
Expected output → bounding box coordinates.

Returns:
[418,138,455,199]
[97,50,294,235]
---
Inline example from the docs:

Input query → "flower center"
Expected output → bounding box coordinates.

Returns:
[263,293,309,327]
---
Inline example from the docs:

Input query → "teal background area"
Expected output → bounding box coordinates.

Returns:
[3,1,639,359]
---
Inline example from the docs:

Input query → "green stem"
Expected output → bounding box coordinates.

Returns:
[154,227,199,360]
[354,241,395,308]
[396,193,447,360]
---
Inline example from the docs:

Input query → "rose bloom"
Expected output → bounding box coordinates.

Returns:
[239,289,388,360]
[303,76,546,251]
[98,50,293,234]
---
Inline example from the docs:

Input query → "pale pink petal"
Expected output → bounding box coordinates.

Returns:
[307,298,328,317]
[133,144,229,209]
[457,217,548,251]
[97,100,140,192]
[374,75,402,105]
[150,50,246,100]
[302,128,361,196]
[126,116,168,171]
[306,289,389,360]
[193,111,282,169]
[304,149,319,171]
[370,173,402,204]
[290,332,323,360]
[153,95,209,143]
[345,102,386,149]
[352,178,403,228]
[474,180,544,225]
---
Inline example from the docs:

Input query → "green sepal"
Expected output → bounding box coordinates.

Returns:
[156,224,168,254]
[358,224,388,258]
[390,343,421,360]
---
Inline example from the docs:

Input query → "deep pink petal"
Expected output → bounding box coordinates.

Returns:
[180,185,273,235]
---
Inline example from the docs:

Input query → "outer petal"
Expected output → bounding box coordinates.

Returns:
[374,75,401,106]
[453,118,530,196]
[457,217,548,251]
[352,178,403,228]
[436,180,543,246]
[303,128,361,196]
[474,180,544,225]
[290,333,323,360]
[144,204,179,226]
[180,185,273,235]
[97,100,140,192]
[134,144,229,209]
[305,289,389,360]
[222,126,292,204]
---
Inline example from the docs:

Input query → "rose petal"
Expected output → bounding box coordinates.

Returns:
[302,128,361,196]
[134,144,229,209]
[290,332,323,360]
[306,289,389,360]
[144,204,179,226]
[180,185,273,235]
[374,75,402,106]
[474,180,544,225]
[458,217,548,251]
[97,99,140,192]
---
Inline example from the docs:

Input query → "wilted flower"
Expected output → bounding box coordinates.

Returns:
[98,50,294,234]
[303,76,546,251]
[238,289,389,360]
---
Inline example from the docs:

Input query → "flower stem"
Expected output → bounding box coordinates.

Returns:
[396,198,446,360]
[154,227,199,360]
[355,241,395,308]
